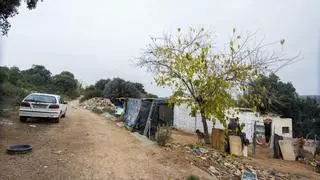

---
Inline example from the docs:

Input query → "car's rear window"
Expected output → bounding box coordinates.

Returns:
[25,94,57,103]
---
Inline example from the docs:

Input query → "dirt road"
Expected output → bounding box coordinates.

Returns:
[0,101,213,180]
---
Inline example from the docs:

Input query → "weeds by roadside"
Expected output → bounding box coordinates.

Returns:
[155,125,172,146]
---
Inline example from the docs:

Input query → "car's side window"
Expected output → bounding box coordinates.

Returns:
[59,98,64,104]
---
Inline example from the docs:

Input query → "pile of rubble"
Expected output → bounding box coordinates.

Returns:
[80,97,115,111]
[167,142,308,180]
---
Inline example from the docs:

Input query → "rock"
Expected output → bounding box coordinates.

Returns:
[269,170,277,176]
[224,162,234,169]
[234,169,242,176]
[184,146,192,151]
[53,150,62,154]
[208,166,219,175]
[43,165,48,168]
[248,168,256,173]
[200,156,207,160]
[211,151,219,157]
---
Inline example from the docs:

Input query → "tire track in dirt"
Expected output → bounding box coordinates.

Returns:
[0,101,213,180]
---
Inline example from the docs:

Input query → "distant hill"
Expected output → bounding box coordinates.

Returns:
[300,95,320,104]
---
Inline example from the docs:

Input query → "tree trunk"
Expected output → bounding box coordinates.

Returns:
[200,109,210,144]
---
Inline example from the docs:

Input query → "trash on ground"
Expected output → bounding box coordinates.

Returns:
[115,107,124,116]
[241,171,257,180]
[29,124,36,128]
[7,144,32,155]
[166,142,309,180]
[192,147,208,155]
[80,97,115,111]
[116,122,124,128]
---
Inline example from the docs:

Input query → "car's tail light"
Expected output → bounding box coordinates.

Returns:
[20,101,30,107]
[49,104,60,109]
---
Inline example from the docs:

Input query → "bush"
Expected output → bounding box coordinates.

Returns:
[80,89,101,103]
[155,124,172,146]
[1,82,28,105]
[187,175,199,180]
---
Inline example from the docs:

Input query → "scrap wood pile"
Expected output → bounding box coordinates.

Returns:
[166,142,308,180]
[80,97,115,111]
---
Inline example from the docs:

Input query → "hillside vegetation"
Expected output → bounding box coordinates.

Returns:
[0,65,158,116]
[0,65,81,116]
[80,78,158,103]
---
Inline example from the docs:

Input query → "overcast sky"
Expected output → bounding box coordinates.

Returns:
[0,0,319,96]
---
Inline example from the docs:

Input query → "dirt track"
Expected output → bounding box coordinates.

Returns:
[0,101,213,180]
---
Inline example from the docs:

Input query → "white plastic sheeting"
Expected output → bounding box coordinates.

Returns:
[173,104,293,143]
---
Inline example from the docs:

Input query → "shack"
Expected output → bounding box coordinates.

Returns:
[173,104,293,143]
[123,98,173,138]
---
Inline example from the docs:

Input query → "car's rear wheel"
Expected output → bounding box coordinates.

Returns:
[20,116,27,122]
[53,117,60,123]
[62,111,66,118]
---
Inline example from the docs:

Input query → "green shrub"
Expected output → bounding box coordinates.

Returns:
[155,124,172,146]
[80,88,101,103]
[1,82,28,105]
[186,175,199,180]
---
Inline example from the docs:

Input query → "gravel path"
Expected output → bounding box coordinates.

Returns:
[0,101,213,180]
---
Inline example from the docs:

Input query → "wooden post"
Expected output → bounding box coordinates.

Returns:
[144,101,155,137]
[253,121,256,155]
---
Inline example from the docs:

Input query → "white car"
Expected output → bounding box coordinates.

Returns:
[19,93,68,123]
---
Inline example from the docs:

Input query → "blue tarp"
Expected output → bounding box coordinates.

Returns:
[124,98,142,129]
